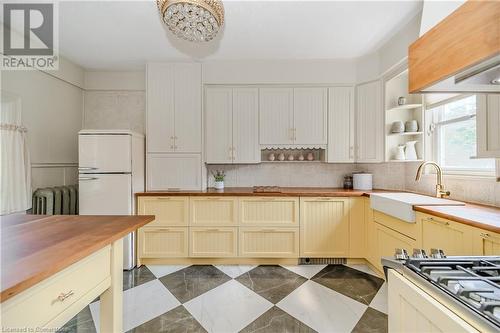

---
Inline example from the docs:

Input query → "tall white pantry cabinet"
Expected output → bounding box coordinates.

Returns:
[146,63,204,190]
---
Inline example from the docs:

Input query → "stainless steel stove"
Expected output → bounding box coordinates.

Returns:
[383,249,500,332]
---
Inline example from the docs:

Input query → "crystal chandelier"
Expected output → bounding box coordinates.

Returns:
[157,0,224,42]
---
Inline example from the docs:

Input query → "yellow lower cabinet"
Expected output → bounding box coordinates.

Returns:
[373,210,420,241]
[300,197,349,257]
[138,227,188,258]
[374,222,417,272]
[189,227,237,257]
[239,197,299,227]
[239,227,299,258]
[473,228,500,255]
[419,213,474,256]
[349,198,365,258]
[137,196,189,227]
[190,197,238,226]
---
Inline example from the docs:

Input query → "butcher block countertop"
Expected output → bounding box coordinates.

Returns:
[136,187,391,197]
[414,204,500,234]
[0,214,154,302]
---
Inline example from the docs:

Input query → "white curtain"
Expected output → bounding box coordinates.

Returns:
[1,92,31,215]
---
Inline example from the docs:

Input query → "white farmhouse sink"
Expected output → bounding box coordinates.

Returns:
[370,193,465,223]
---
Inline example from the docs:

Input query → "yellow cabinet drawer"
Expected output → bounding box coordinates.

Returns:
[189,227,237,257]
[190,197,238,226]
[374,222,417,272]
[2,246,111,329]
[239,197,299,226]
[419,213,474,256]
[138,196,189,227]
[473,228,500,255]
[239,227,299,258]
[373,210,419,240]
[138,227,188,258]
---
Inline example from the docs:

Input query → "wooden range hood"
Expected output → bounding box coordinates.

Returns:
[408,0,500,93]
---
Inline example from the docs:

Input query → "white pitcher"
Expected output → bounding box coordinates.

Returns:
[405,141,418,160]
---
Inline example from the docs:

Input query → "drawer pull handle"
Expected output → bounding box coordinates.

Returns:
[57,290,74,302]
[262,229,277,232]
[205,229,220,232]
[426,217,449,226]
[157,197,172,200]
[480,233,499,241]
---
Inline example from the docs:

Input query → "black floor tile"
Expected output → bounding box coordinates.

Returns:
[236,265,307,304]
[127,305,207,333]
[123,265,157,291]
[351,307,388,333]
[240,306,317,333]
[57,306,96,333]
[311,265,384,305]
[159,265,231,303]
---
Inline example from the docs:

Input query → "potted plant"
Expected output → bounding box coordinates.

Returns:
[212,170,226,190]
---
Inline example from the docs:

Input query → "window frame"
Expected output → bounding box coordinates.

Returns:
[427,94,496,177]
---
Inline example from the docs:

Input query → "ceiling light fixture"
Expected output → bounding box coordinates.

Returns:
[157,0,224,42]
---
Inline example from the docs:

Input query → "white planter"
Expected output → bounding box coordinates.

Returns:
[214,181,224,190]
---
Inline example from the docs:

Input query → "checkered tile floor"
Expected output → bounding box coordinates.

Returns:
[58,264,388,333]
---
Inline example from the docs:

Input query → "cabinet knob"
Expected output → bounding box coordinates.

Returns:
[57,290,74,302]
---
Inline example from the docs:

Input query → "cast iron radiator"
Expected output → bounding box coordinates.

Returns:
[32,185,78,215]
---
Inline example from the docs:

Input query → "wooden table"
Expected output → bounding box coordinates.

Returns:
[1,214,154,332]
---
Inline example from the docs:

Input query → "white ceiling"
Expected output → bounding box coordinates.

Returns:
[56,0,422,70]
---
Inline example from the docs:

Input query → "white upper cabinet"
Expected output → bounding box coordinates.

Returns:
[147,63,175,152]
[174,63,202,153]
[327,87,355,163]
[293,88,328,145]
[259,87,327,146]
[477,94,500,158]
[356,81,384,163]
[232,88,260,163]
[259,88,294,145]
[147,63,201,153]
[205,87,233,164]
[205,87,259,164]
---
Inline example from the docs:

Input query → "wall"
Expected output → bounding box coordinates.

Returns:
[1,57,84,191]
[83,71,146,133]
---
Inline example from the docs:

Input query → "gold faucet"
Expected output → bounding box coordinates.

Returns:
[415,161,451,198]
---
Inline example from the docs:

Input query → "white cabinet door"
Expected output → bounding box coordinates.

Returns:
[174,63,201,153]
[356,81,384,162]
[79,134,131,173]
[259,88,293,145]
[293,88,327,145]
[233,88,260,163]
[477,94,500,158]
[327,87,355,163]
[205,87,233,164]
[147,63,175,153]
[147,154,202,190]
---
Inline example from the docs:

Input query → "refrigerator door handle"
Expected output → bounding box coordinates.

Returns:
[78,167,98,171]
[79,176,99,181]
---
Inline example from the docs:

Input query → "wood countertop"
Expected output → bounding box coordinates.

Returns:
[136,187,391,197]
[0,214,154,302]
[414,204,500,234]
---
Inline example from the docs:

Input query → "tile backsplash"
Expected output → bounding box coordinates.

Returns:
[206,162,500,207]
[206,163,406,190]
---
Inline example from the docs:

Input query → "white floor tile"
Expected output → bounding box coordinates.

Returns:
[146,264,188,278]
[90,279,180,332]
[184,279,273,333]
[346,264,381,278]
[277,280,367,333]
[281,265,327,279]
[370,282,388,314]
[215,265,256,278]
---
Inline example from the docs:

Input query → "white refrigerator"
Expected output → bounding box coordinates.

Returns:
[78,130,144,270]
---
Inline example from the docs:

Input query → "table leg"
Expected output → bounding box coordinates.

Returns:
[100,239,123,332]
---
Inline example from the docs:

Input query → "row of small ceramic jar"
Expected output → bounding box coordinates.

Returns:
[268,152,315,161]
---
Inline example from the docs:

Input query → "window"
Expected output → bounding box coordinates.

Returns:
[427,95,495,174]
